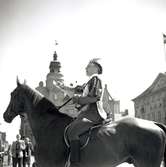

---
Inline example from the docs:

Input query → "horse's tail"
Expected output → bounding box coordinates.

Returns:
[155,122,166,166]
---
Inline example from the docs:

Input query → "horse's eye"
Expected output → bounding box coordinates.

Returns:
[10,92,17,99]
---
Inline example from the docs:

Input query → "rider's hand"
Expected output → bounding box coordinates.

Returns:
[72,95,79,104]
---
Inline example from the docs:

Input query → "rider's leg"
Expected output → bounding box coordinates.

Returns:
[68,119,94,167]
[70,140,80,167]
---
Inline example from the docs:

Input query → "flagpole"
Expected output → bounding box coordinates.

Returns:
[164,44,166,63]
[163,33,166,63]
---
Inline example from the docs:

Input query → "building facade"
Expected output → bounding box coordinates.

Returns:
[133,73,166,124]
[0,131,7,152]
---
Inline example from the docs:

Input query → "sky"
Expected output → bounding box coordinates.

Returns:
[1,0,166,143]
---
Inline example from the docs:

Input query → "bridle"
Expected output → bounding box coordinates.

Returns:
[9,100,25,119]
[9,90,26,119]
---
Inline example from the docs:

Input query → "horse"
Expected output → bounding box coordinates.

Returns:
[3,79,166,167]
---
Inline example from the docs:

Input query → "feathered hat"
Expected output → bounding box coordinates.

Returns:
[89,58,103,74]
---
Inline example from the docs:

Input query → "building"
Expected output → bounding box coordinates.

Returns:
[19,114,35,146]
[36,50,65,107]
[121,109,129,117]
[0,131,7,151]
[132,73,166,124]
[35,50,78,117]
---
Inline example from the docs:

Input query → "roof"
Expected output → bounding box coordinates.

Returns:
[132,73,166,101]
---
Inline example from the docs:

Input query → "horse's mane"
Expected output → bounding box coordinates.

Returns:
[20,84,42,104]
[20,84,72,120]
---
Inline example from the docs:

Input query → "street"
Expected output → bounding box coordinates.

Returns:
[1,155,35,167]
[1,155,164,167]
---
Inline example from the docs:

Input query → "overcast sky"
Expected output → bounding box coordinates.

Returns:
[1,0,166,142]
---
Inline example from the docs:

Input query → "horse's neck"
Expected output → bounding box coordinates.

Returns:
[24,90,72,144]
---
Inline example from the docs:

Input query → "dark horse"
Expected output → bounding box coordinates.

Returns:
[3,80,166,167]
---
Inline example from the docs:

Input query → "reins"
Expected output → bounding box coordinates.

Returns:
[57,98,73,110]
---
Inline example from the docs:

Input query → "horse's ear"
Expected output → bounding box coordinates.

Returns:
[16,76,21,87]
[23,79,27,85]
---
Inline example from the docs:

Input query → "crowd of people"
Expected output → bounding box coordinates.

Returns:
[11,134,33,167]
[1,134,33,167]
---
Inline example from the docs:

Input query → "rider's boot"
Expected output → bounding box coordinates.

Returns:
[70,140,80,167]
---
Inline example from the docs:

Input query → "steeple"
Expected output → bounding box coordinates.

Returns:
[47,41,64,88]
[49,42,61,73]
[49,52,61,73]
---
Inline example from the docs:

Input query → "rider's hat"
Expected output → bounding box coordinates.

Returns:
[89,58,102,74]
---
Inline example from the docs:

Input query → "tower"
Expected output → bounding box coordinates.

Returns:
[46,51,64,89]
[35,41,66,106]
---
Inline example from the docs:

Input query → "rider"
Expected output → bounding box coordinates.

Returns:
[68,58,107,167]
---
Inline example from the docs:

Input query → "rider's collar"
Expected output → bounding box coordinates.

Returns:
[88,73,100,80]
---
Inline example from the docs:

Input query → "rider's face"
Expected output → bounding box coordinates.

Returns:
[86,63,97,76]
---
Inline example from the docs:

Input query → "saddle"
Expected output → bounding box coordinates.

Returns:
[64,118,112,149]
[64,119,113,167]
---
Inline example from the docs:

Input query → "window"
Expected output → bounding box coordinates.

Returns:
[147,113,151,120]
[142,113,145,119]
[152,112,155,121]
[158,111,161,122]
[141,107,145,113]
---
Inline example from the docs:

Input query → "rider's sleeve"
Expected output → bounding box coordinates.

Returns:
[77,76,102,105]
[88,76,102,98]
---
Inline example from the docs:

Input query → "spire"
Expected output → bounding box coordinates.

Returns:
[49,40,61,73]
[53,51,57,61]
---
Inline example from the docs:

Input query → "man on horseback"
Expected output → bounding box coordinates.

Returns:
[68,58,107,167]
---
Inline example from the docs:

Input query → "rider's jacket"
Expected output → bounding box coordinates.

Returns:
[75,74,107,122]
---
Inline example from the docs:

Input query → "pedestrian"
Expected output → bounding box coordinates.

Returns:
[67,58,107,167]
[7,144,12,166]
[23,137,33,167]
[11,134,25,167]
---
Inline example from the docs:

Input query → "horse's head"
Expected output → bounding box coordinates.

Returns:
[3,78,26,123]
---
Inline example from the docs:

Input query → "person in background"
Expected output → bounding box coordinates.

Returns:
[11,134,25,167]
[7,144,12,167]
[23,137,33,167]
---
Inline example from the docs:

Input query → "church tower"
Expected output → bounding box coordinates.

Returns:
[45,49,65,106]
